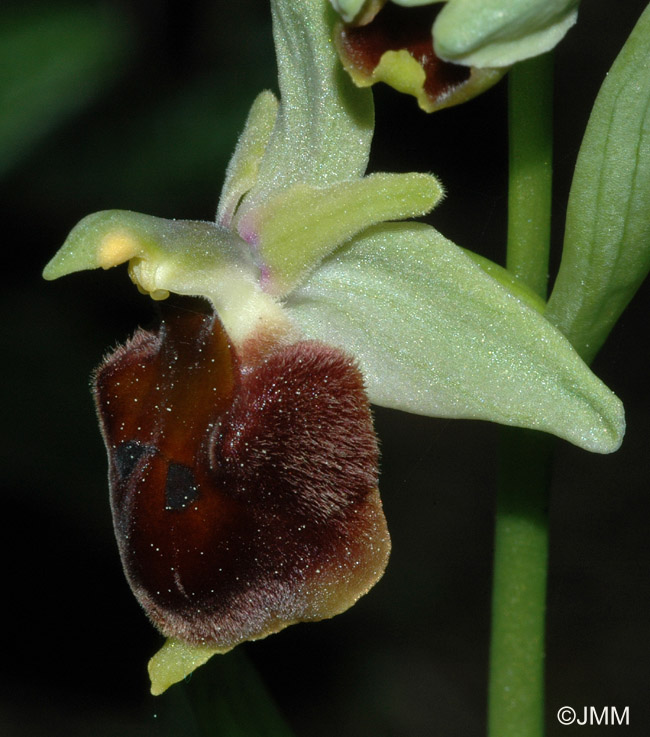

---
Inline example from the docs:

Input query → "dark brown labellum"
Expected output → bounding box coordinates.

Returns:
[94,303,390,648]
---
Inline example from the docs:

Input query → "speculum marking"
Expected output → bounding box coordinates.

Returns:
[165,463,199,510]
[115,440,155,479]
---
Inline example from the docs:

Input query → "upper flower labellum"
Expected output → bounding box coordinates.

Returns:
[331,1,504,113]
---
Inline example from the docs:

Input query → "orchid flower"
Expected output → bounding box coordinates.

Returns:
[43,0,622,695]
[330,0,579,111]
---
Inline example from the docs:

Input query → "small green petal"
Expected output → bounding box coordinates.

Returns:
[148,638,232,696]
[241,172,443,296]
[546,3,650,364]
[286,222,624,453]
[239,0,374,218]
[433,0,579,68]
[217,90,278,228]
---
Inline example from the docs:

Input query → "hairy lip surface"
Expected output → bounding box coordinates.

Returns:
[94,301,390,648]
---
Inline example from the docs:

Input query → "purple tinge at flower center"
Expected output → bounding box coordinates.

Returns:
[94,301,390,648]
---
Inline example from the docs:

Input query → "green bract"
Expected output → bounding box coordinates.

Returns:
[546,3,650,363]
[44,0,625,693]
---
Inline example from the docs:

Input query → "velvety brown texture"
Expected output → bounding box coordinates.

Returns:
[94,303,390,647]
[337,4,470,101]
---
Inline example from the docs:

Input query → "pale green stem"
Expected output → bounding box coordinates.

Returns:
[506,54,554,300]
[488,429,553,737]
[488,54,554,737]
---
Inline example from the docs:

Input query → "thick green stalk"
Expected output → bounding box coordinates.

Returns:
[488,54,554,737]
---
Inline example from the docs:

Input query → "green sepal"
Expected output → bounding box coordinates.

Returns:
[217,90,279,228]
[237,0,374,219]
[433,0,579,68]
[286,222,624,453]
[546,3,650,364]
[241,172,443,296]
[461,248,546,314]
[148,638,232,696]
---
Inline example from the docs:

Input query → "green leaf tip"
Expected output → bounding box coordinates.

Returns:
[547,2,650,364]
[148,638,232,696]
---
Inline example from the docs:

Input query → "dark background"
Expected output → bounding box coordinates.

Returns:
[2,0,649,735]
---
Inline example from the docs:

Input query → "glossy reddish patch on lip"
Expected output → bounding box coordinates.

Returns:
[94,301,389,648]
[337,4,471,104]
